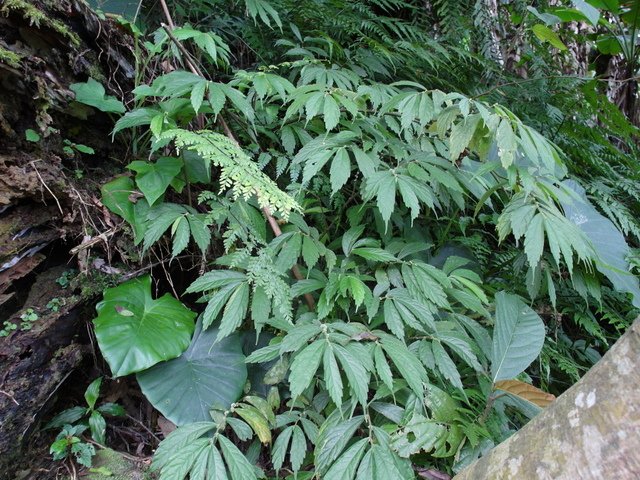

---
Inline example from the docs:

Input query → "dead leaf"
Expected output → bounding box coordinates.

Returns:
[494,379,555,408]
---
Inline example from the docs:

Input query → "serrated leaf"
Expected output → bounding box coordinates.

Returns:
[324,94,341,130]
[334,344,369,406]
[219,283,250,340]
[272,425,293,472]
[315,416,365,473]
[235,405,271,444]
[218,435,258,480]
[290,425,307,472]
[324,437,368,480]
[380,334,426,396]
[432,341,463,391]
[289,339,326,399]
[324,346,343,408]
[330,148,351,194]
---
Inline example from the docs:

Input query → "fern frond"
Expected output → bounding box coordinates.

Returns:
[163,128,301,218]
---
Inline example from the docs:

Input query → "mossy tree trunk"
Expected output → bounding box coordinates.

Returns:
[454,318,640,479]
[0,1,133,475]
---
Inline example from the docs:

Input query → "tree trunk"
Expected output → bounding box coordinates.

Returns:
[0,1,133,474]
[454,318,640,479]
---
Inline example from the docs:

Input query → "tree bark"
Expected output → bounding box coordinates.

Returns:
[454,318,640,479]
[0,1,133,474]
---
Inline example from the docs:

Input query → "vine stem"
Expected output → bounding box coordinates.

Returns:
[159,2,315,311]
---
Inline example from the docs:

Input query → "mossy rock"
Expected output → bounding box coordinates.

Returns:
[84,448,153,480]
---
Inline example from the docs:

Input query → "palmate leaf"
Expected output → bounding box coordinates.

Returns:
[491,292,545,382]
[93,275,196,377]
[153,423,257,480]
[137,318,247,426]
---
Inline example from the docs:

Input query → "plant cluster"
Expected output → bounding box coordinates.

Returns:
[57,0,640,477]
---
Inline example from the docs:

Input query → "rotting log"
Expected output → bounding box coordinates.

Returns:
[454,318,640,480]
[0,0,133,474]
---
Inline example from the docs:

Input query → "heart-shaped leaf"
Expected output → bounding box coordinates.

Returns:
[491,292,545,382]
[137,318,247,426]
[93,275,196,377]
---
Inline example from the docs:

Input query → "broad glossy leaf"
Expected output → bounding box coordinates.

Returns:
[137,318,247,426]
[494,379,556,408]
[561,180,640,309]
[491,292,545,382]
[94,275,196,377]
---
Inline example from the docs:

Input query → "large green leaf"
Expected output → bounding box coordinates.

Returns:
[137,318,247,426]
[93,275,196,377]
[561,180,640,309]
[491,292,545,382]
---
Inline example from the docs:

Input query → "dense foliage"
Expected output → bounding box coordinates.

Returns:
[68,0,640,477]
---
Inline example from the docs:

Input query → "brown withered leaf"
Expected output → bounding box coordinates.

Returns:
[494,379,555,408]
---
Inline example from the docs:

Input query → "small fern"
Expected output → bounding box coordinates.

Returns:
[163,128,301,218]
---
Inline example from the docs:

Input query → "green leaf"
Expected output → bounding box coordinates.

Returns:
[324,346,343,408]
[219,282,250,340]
[330,148,351,194]
[96,403,126,417]
[45,406,87,429]
[70,78,125,113]
[84,377,102,410]
[432,341,463,391]
[127,157,183,205]
[272,426,293,472]
[218,435,258,480]
[93,275,196,377]
[316,416,365,473]
[89,411,106,445]
[352,248,397,262]
[101,176,136,226]
[137,318,247,426]
[290,425,307,473]
[324,94,341,130]
[380,334,426,396]
[235,405,271,444]
[324,438,368,480]
[25,128,40,142]
[571,0,600,25]
[334,344,369,406]
[562,180,640,309]
[532,24,568,50]
[289,339,326,399]
[491,292,545,382]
